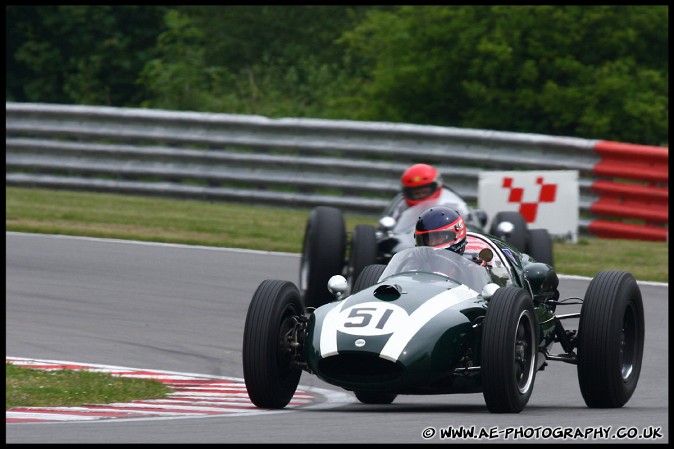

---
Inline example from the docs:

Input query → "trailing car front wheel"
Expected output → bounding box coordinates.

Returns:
[481,286,538,413]
[348,224,379,285]
[299,206,346,308]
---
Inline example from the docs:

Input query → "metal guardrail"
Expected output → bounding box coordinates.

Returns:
[3,102,626,235]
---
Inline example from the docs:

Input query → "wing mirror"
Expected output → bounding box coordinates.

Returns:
[327,275,348,299]
[481,283,500,301]
[478,248,493,263]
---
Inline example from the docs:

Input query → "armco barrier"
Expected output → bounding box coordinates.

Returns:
[588,141,668,241]
[593,141,668,183]
[5,102,668,241]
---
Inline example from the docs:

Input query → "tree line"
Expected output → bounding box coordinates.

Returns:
[6,5,668,146]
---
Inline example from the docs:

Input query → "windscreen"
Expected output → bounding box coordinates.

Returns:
[379,246,492,293]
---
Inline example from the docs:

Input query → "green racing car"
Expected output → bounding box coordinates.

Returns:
[243,230,644,413]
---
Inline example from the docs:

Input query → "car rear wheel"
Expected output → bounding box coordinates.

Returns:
[481,286,538,413]
[527,228,554,266]
[348,224,379,285]
[242,280,304,409]
[352,264,387,293]
[577,271,644,408]
[299,206,346,308]
[354,390,397,405]
[490,211,529,253]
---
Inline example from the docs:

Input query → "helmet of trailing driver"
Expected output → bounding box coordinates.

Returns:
[415,206,467,255]
[401,163,443,206]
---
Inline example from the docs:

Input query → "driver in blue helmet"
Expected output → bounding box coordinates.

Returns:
[414,206,468,254]
[415,206,492,267]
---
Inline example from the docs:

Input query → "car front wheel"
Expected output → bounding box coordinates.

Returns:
[481,286,538,413]
[242,280,304,409]
[577,270,644,408]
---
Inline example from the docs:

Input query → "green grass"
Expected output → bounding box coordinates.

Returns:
[6,186,668,283]
[6,363,172,410]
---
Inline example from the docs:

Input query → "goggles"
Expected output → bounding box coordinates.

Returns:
[415,229,460,248]
[403,182,438,201]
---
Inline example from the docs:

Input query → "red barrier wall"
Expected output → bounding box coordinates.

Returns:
[590,141,668,241]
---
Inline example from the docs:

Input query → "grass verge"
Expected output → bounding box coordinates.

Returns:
[6,186,668,282]
[6,363,171,410]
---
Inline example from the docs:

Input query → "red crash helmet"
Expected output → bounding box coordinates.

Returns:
[401,163,443,206]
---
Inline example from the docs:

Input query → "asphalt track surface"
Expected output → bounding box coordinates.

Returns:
[5,232,669,444]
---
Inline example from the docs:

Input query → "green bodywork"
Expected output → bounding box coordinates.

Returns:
[303,238,558,395]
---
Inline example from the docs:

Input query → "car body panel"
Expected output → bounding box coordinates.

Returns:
[303,244,557,395]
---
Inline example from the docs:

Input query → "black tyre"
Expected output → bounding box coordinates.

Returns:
[299,206,346,308]
[348,224,379,285]
[482,286,538,413]
[354,390,397,404]
[527,228,554,266]
[352,264,387,294]
[242,280,304,409]
[577,271,644,408]
[490,211,529,253]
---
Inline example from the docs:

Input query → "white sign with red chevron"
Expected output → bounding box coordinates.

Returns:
[478,170,579,243]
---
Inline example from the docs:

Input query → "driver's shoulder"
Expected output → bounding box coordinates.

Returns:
[437,188,464,205]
